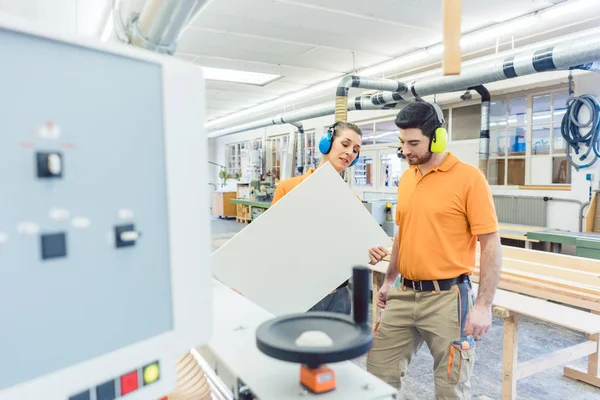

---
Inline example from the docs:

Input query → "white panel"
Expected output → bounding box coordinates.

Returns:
[177,27,314,63]
[205,280,398,399]
[299,46,391,73]
[288,0,555,31]
[212,163,392,316]
[0,0,38,19]
[190,0,436,56]
[0,13,211,400]
[530,156,552,185]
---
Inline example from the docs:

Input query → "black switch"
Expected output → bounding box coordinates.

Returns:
[95,380,116,400]
[115,224,139,248]
[36,151,63,178]
[69,390,90,400]
[40,232,67,260]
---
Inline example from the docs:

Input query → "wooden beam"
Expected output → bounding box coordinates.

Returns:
[442,0,462,75]
[472,272,600,313]
[493,307,513,318]
[564,366,600,388]
[586,192,598,232]
[515,340,597,380]
[502,314,519,400]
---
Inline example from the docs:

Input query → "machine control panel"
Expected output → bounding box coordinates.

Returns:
[0,26,174,397]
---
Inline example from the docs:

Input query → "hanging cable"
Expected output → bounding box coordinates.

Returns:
[561,94,600,170]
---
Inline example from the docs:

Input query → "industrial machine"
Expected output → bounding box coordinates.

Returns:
[0,15,211,400]
[256,267,373,394]
[0,11,398,400]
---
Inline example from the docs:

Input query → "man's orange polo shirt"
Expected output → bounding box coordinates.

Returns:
[395,152,498,280]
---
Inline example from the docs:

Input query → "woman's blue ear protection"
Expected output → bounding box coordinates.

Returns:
[318,123,360,167]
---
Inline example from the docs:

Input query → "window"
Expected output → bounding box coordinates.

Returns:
[358,120,399,146]
[353,151,375,187]
[487,88,571,186]
[380,150,404,188]
[227,141,248,175]
[270,134,289,181]
[294,130,317,174]
[242,139,263,181]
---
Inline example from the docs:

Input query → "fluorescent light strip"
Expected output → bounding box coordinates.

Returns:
[206,0,597,130]
[202,67,280,85]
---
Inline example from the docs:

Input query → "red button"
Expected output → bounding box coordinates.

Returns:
[120,370,139,395]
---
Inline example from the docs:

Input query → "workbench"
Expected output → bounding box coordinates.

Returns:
[526,230,600,259]
[498,223,545,249]
[230,198,271,223]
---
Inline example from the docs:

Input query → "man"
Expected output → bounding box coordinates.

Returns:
[366,101,502,399]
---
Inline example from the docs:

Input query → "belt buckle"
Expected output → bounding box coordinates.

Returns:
[412,280,422,291]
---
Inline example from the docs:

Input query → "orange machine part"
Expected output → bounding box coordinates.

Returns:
[300,365,336,393]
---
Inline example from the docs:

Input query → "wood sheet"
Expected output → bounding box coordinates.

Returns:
[212,163,392,316]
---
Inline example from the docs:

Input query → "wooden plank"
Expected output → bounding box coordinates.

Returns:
[518,185,571,191]
[472,284,600,334]
[496,260,600,288]
[472,272,600,312]
[502,314,518,400]
[586,192,597,232]
[515,340,597,380]
[212,163,391,316]
[442,0,462,75]
[564,366,600,388]
[478,243,600,274]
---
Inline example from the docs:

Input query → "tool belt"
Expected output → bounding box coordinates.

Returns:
[402,274,470,292]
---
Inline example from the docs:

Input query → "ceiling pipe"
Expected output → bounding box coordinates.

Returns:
[363,28,600,105]
[119,0,213,54]
[469,85,491,178]
[288,122,306,175]
[207,96,407,139]
[335,76,408,122]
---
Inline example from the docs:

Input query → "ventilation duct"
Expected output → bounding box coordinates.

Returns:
[115,0,212,54]
[207,96,407,138]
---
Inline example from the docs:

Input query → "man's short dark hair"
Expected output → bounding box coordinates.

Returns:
[394,102,442,139]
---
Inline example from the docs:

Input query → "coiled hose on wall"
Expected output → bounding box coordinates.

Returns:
[561,94,600,170]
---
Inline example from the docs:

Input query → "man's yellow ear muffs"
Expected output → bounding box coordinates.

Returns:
[430,126,447,153]
[427,102,447,153]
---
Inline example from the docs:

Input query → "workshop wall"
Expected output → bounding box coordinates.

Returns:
[209,70,600,232]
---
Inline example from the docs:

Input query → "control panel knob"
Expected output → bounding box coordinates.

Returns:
[47,153,62,175]
[36,151,63,178]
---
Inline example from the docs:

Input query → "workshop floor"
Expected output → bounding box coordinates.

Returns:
[210,217,600,400]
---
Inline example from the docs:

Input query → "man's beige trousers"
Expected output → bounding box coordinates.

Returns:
[367,281,476,399]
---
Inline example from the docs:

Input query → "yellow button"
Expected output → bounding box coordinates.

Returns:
[143,362,160,385]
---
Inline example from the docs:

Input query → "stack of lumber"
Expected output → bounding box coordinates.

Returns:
[474,244,600,313]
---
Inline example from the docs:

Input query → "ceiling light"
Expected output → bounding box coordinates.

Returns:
[202,67,281,86]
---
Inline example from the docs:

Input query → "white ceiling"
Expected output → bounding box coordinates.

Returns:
[3,0,600,133]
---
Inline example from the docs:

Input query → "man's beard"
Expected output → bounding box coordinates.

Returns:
[407,151,433,165]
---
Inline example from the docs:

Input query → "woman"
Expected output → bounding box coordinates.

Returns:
[272,121,389,315]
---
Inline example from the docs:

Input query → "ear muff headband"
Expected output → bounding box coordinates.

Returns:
[427,102,448,154]
[318,122,360,167]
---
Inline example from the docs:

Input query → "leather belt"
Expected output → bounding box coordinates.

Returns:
[402,275,470,292]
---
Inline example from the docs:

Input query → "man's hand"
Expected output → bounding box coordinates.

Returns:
[369,246,390,265]
[376,281,393,309]
[464,302,492,337]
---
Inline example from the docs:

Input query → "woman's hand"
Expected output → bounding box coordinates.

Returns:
[368,246,390,265]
